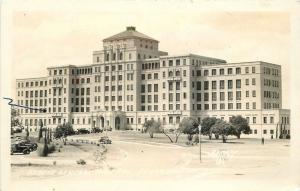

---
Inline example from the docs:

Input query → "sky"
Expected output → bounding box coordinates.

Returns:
[10,1,291,108]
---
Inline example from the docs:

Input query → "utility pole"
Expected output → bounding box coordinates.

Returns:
[198,124,202,163]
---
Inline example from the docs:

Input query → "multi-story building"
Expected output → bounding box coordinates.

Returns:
[15,26,290,138]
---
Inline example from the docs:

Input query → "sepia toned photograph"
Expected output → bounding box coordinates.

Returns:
[1,0,300,191]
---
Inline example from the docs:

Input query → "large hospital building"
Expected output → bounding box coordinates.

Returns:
[15,26,290,138]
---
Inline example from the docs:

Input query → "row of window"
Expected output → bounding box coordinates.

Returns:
[263,67,279,76]
[71,88,91,96]
[142,62,160,70]
[141,73,159,80]
[264,79,280,87]
[71,78,91,84]
[264,91,280,99]
[264,102,280,109]
[17,80,47,88]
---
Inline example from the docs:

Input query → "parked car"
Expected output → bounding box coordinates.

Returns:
[11,141,31,155]
[91,127,103,133]
[99,136,112,144]
[21,140,38,151]
[76,128,90,135]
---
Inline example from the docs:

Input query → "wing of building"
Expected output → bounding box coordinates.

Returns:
[15,26,290,139]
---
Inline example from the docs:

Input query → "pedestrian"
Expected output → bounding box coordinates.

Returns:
[261,137,264,145]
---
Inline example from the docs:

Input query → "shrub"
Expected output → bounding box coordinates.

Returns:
[286,134,290,139]
[48,144,56,153]
[76,159,86,165]
[38,145,48,157]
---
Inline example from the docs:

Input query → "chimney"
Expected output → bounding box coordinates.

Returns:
[126,26,136,31]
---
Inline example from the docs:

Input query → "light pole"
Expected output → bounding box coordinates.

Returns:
[198,124,202,163]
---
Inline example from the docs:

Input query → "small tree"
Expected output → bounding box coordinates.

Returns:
[25,126,29,140]
[54,122,75,139]
[201,117,217,139]
[210,120,236,143]
[229,115,251,139]
[42,129,49,157]
[38,120,43,142]
[143,119,161,138]
[179,117,199,142]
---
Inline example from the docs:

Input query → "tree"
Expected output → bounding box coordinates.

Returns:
[38,120,43,142]
[210,120,236,143]
[41,129,49,157]
[143,119,161,138]
[201,117,217,139]
[11,108,21,127]
[25,126,29,140]
[229,115,250,139]
[179,117,199,142]
[54,122,75,139]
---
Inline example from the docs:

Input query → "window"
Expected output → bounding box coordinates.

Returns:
[236,91,241,100]
[245,67,249,74]
[148,84,152,92]
[154,84,158,92]
[204,70,209,76]
[236,79,241,88]
[212,69,217,75]
[212,92,217,101]
[220,69,224,75]
[220,92,225,101]
[196,81,201,90]
[228,103,233,109]
[204,93,209,101]
[169,93,173,101]
[252,90,256,97]
[236,67,241,74]
[176,82,180,90]
[220,80,225,89]
[228,80,233,89]
[212,81,217,90]
[204,81,209,90]
[252,78,256,85]
[264,117,267,124]
[169,82,173,91]
[236,103,241,109]
[270,116,274,124]
[253,117,256,124]
[252,66,256,73]
[220,103,225,110]
[227,68,233,75]
[228,92,233,100]
[252,102,256,109]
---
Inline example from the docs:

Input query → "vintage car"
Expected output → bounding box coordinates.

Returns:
[21,140,38,151]
[76,128,91,135]
[11,141,31,155]
[99,136,112,144]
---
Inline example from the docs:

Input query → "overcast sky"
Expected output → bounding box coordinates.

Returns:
[11,1,290,108]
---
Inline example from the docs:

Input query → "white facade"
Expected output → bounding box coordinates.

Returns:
[15,26,290,139]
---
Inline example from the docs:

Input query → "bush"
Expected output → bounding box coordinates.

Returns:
[38,145,48,157]
[48,144,56,153]
[286,134,290,139]
[193,135,199,143]
[76,159,86,165]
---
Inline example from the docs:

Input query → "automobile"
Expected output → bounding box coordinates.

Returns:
[21,140,38,151]
[76,128,90,134]
[11,141,31,155]
[99,136,112,144]
[91,127,103,133]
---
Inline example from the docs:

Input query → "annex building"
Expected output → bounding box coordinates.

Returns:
[15,26,290,139]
